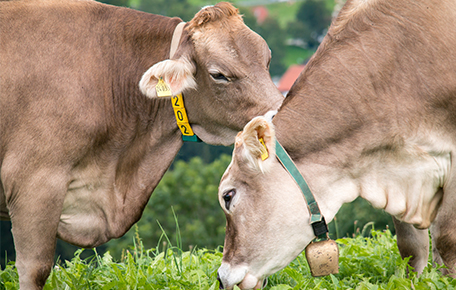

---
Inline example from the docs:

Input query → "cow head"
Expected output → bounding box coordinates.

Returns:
[139,3,283,145]
[216,117,317,289]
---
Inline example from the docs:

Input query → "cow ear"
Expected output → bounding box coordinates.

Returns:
[139,57,197,99]
[236,116,276,173]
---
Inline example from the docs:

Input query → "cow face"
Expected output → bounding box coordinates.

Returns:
[139,3,283,145]
[216,117,316,290]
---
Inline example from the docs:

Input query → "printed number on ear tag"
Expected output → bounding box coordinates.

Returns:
[156,77,173,97]
[259,138,269,161]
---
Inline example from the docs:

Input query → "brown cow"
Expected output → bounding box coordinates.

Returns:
[0,0,283,288]
[217,0,456,288]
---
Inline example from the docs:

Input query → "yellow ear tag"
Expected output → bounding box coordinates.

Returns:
[259,138,269,161]
[155,77,173,97]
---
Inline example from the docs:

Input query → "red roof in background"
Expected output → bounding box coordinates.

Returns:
[253,6,269,24]
[277,64,306,93]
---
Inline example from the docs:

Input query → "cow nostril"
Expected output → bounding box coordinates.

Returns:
[217,272,224,289]
[262,277,268,288]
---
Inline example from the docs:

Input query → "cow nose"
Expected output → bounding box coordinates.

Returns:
[217,272,224,289]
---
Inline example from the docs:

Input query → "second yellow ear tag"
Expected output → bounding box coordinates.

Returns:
[259,138,269,161]
[155,77,172,97]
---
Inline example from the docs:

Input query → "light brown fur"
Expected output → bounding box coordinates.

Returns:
[187,2,242,32]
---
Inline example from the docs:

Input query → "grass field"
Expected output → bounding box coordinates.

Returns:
[1,229,455,290]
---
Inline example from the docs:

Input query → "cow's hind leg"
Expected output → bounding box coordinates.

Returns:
[6,170,67,290]
[429,190,456,275]
[393,217,429,274]
[431,217,456,276]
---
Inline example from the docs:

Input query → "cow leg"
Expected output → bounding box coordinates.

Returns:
[429,188,456,276]
[431,220,456,276]
[430,225,444,269]
[11,200,63,289]
[7,172,67,290]
[393,216,429,274]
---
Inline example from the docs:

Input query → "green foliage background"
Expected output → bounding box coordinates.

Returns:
[104,155,232,257]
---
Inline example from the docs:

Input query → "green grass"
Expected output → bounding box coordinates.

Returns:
[1,229,455,289]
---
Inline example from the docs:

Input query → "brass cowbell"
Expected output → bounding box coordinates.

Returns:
[305,237,339,277]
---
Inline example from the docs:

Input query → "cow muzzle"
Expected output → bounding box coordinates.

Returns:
[217,263,266,290]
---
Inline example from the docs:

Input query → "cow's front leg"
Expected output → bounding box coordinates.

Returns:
[393,216,429,274]
[7,172,66,290]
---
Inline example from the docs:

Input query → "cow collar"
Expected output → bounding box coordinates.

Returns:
[273,140,329,238]
[260,111,329,237]
[170,22,186,59]
[268,139,339,276]
[169,22,202,143]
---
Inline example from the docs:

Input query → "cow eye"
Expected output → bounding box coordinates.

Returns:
[223,189,236,210]
[210,72,229,82]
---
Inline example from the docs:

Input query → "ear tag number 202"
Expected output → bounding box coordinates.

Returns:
[171,94,194,136]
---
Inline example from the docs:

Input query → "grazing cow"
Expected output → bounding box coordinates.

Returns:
[216,0,456,288]
[0,0,283,288]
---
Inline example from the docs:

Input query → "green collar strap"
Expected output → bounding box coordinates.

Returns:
[274,140,328,238]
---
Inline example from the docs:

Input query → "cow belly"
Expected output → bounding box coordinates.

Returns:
[359,142,451,229]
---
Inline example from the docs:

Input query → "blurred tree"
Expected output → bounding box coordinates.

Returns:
[139,0,199,21]
[330,197,395,239]
[175,142,233,164]
[100,0,199,20]
[297,0,332,35]
[241,8,287,77]
[0,221,14,269]
[256,18,287,77]
[287,0,332,49]
[105,155,232,257]
[99,0,131,7]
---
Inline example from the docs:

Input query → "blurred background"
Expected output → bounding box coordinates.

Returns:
[0,0,395,269]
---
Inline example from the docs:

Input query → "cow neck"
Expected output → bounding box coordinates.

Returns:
[273,139,329,239]
[169,22,202,143]
[271,124,339,277]
[262,113,330,238]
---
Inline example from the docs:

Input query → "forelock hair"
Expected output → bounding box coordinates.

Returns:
[188,2,243,32]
